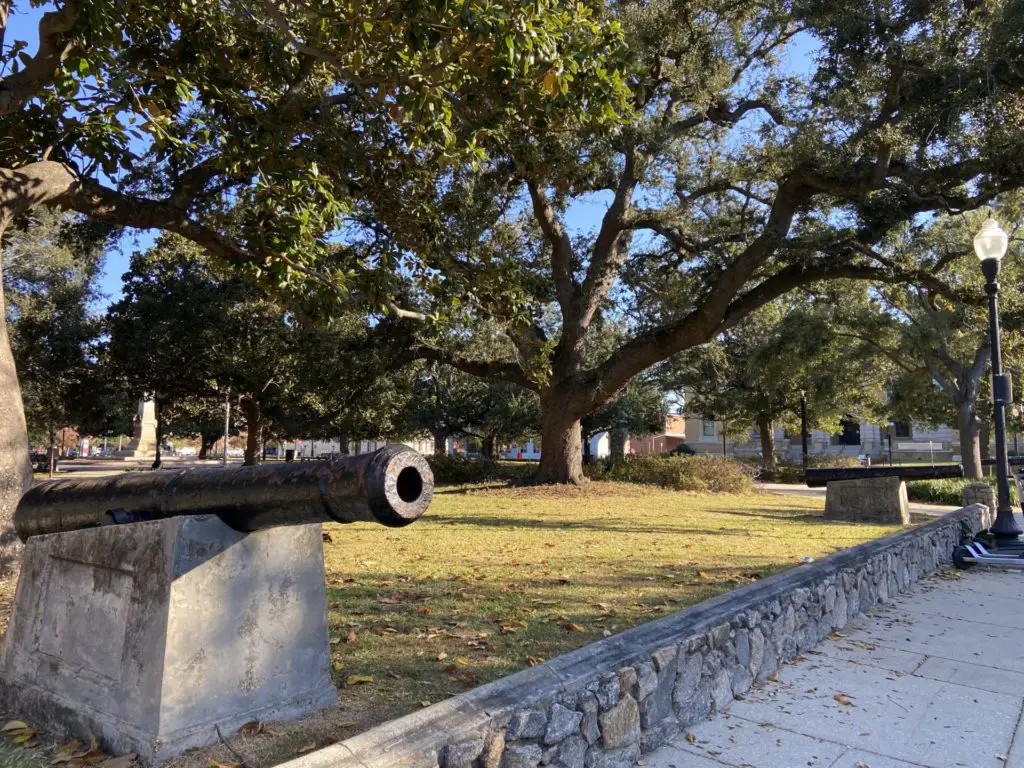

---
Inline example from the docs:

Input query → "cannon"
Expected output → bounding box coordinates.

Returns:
[804,463,964,488]
[14,443,433,540]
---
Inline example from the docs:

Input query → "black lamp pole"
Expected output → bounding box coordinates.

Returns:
[800,390,809,470]
[981,255,1021,539]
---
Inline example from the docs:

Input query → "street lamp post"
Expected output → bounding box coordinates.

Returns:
[974,218,1021,539]
[800,390,809,470]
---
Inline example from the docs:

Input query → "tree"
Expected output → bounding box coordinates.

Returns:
[378,0,1024,483]
[162,395,232,460]
[835,205,1024,479]
[4,209,107,471]
[581,377,665,465]
[397,365,491,455]
[666,291,885,469]
[0,1,629,544]
[104,237,231,467]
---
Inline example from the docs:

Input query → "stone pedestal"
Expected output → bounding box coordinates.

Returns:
[824,476,910,525]
[0,516,336,763]
[111,398,157,459]
[962,482,997,528]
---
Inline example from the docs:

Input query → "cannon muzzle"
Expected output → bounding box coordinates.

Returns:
[15,444,433,540]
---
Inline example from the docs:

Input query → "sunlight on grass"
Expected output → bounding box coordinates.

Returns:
[323,482,900,730]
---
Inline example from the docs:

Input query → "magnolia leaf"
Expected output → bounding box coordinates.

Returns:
[345,675,374,686]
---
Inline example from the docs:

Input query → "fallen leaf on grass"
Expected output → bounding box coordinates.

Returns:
[561,622,584,633]
[345,675,374,686]
[685,733,697,744]
[322,531,334,543]
[296,744,317,755]
[419,701,432,708]
[526,655,543,666]
[346,631,358,643]
[436,652,448,661]
[1,722,28,733]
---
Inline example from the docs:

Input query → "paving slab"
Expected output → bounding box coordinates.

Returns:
[641,567,1024,768]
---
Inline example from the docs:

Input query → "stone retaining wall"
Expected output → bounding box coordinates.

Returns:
[285,505,987,768]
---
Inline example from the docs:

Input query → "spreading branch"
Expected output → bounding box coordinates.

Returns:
[401,346,537,391]
[0,1,79,116]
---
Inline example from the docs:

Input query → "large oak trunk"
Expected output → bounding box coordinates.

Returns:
[958,403,983,480]
[0,267,31,568]
[534,405,585,485]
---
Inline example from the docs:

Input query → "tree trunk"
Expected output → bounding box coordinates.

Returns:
[483,434,495,459]
[980,418,992,467]
[433,430,448,456]
[151,397,164,470]
[534,406,585,485]
[757,415,776,470]
[0,233,31,570]
[48,426,57,477]
[240,397,262,466]
[958,403,983,480]
[609,425,628,465]
[582,432,593,465]
[198,432,218,460]
[339,435,349,456]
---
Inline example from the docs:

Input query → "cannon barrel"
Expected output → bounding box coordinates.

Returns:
[15,444,433,540]
[804,463,964,488]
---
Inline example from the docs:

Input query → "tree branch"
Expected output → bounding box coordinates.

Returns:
[526,178,575,315]
[401,346,537,391]
[0,0,79,116]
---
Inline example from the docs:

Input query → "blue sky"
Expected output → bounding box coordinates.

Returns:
[7,4,820,310]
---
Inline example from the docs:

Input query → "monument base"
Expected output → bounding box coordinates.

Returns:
[824,475,911,525]
[0,516,336,763]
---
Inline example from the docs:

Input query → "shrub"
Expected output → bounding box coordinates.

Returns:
[426,455,534,485]
[586,455,754,493]
[666,443,696,456]
[905,475,1017,506]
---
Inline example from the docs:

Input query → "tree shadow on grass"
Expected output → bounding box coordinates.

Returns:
[423,514,757,536]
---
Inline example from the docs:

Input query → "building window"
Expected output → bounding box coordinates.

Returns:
[702,418,716,437]
[893,421,912,438]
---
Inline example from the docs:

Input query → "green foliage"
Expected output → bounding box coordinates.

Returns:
[425,455,534,485]
[667,443,695,456]
[586,455,754,493]
[904,477,1017,507]
[666,294,885,466]
[3,209,110,440]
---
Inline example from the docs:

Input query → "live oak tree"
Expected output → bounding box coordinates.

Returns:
[835,205,1024,480]
[0,1,628,544]
[380,0,1024,484]
[3,209,108,472]
[665,291,885,470]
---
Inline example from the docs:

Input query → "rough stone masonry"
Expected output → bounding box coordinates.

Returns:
[281,504,988,768]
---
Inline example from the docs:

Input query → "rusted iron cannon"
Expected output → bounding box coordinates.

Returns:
[15,444,433,540]
[804,463,964,488]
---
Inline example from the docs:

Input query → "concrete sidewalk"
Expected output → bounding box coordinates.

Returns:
[646,567,1024,768]
[757,482,960,518]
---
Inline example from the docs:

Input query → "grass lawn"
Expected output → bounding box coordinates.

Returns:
[0,481,906,768]
[319,482,900,744]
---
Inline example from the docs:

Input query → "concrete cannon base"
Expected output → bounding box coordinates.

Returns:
[824,476,911,525]
[0,516,337,763]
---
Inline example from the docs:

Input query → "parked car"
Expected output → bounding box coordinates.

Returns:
[176,446,197,457]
